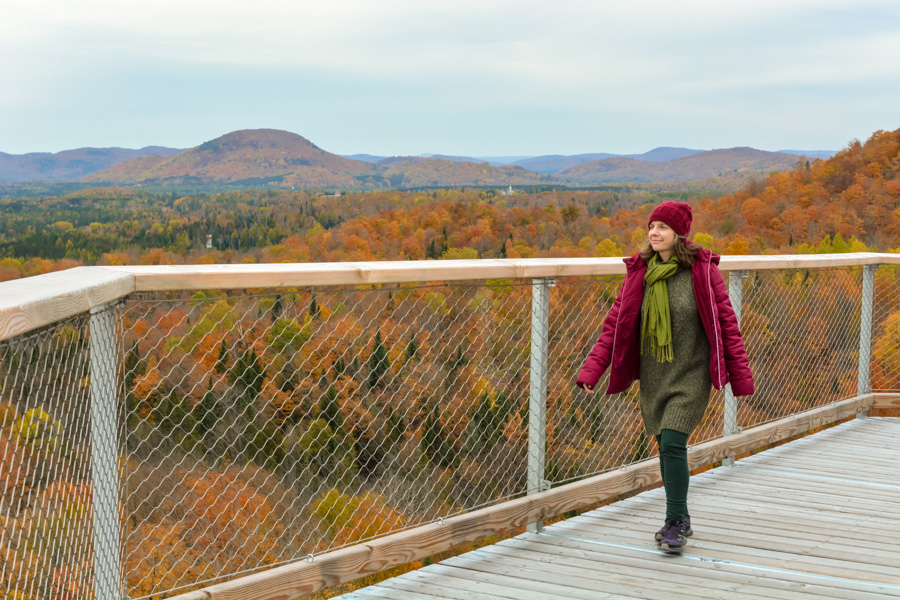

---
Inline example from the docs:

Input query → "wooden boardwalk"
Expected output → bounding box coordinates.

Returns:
[337,417,900,599]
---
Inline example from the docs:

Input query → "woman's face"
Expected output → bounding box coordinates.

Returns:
[648,221,677,256]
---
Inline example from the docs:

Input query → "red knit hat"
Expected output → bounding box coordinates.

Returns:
[648,201,692,237]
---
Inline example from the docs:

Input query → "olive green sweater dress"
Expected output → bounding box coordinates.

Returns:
[639,263,712,436]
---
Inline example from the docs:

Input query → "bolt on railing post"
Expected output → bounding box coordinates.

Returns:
[89,303,122,600]
[857,265,875,415]
[723,270,746,467]
[527,278,552,533]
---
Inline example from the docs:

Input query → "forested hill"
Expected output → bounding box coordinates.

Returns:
[0,146,182,182]
[556,147,800,184]
[79,128,810,190]
[0,127,897,282]
[83,129,378,188]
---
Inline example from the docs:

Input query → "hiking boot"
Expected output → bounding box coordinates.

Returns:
[655,515,692,541]
[657,519,689,553]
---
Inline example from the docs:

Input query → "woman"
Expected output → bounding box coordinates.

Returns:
[576,200,754,553]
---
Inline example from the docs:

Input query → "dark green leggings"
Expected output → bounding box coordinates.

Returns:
[656,429,689,522]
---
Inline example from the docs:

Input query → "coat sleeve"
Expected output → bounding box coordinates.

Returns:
[576,280,626,390]
[710,265,755,396]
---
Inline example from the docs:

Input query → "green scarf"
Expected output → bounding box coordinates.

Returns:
[642,253,679,362]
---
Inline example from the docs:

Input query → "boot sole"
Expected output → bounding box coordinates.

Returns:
[658,542,684,553]
[655,527,693,542]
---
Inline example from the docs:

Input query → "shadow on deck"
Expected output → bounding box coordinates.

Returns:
[339,417,900,600]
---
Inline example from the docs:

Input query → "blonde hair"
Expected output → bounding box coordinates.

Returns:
[639,236,700,268]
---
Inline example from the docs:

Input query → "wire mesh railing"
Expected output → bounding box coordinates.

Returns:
[872,265,900,391]
[0,305,121,600]
[1,256,897,599]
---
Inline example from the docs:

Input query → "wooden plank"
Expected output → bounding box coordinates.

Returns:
[445,547,775,600]
[551,516,900,575]
[613,487,900,537]
[0,267,134,341]
[342,584,463,600]
[506,535,895,599]
[565,509,900,568]
[103,258,629,291]
[731,465,900,490]
[370,568,585,600]
[98,252,898,291]
[549,519,898,584]
[748,463,900,481]
[871,394,900,411]
[750,447,899,467]
[418,563,637,600]
[579,501,900,548]
[519,533,900,599]
[481,538,870,600]
[726,468,900,498]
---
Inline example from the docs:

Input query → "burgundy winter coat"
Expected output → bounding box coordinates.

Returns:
[576,247,755,396]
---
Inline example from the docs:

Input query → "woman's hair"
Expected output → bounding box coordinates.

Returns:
[639,236,700,267]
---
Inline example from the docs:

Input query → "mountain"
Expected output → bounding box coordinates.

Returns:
[85,129,378,187]
[556,147,801,183]
[380,159,549,187]
[623,147,704,162]
[74,130,807,189]
[0,146,182,182]
[84,130,549,189]
[512,153,619,174]
[343,153,387,163]
[509,148,704,174]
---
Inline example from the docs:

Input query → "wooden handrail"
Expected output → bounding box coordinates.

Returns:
[0,267,134,342]
[2,253,897,342]
[168,393,885,600]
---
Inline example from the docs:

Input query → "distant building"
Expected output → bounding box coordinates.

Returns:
[502,185,514,195]
[206,234,213,249]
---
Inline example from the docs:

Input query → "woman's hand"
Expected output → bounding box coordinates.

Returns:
[580,383,596,394]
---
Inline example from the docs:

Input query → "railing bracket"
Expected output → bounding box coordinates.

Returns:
[306,554,315,563]
[437,517,445,525]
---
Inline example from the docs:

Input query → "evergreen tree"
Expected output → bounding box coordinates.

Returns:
[215,340,229,374]
[405,331,418,364]
[422,404,455,468]
[195,378,220,439]
[271,293,283,322]
[368,329,389,388]
[229,346,264,399]
[309,294,320,318]
[470,393,504,448]
[333,355,346,377]
[385,405,406,449]
[318,384,343,429]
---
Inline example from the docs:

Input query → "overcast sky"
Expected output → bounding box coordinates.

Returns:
[2,0,899,156]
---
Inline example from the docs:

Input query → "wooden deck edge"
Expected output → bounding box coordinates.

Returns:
[871,392,900,410]
[167,394,874,600]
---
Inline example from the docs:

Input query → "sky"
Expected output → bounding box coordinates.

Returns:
[2,0,899,157]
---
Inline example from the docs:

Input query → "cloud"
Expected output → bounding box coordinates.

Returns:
[2,0,898,153]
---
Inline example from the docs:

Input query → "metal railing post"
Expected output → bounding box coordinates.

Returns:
[857,265,875,417]
[527,278,552,533]
[723,270,746,467]
[89,303,122,600]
